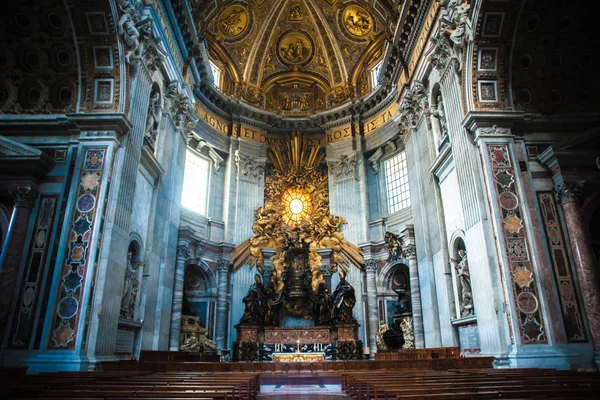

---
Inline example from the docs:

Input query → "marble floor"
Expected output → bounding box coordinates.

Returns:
[258,375,349,399]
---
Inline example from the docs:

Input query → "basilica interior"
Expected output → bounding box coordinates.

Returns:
[1,0,600,382]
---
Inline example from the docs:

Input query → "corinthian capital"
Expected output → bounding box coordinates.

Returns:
[554,181,583,205]
[362,259,378,273]
[9,185,38,210]
[216,259,231,273]
[402,244,417,259]
[176,244,191,261]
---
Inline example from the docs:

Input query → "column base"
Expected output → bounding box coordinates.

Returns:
[24,352,118,373]
[504,343,595,370]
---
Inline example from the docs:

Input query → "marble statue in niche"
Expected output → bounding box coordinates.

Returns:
[456,249,474,317]
[120,251,143,320]
[330,270,356,323]
[240,274,267,325]
[145,85,162,148]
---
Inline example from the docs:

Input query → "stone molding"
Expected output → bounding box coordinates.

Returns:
[402,244,417,259]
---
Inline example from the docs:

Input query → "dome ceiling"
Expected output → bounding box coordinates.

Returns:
[196,0,394,115]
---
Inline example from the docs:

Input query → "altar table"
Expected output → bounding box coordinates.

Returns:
[273,352,325,362]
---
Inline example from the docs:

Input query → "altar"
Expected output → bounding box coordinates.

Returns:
[273,353,324,362]
[233,324,362,362]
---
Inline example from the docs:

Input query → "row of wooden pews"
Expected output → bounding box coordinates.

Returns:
[342,368,600,399]
[4,370,259,399]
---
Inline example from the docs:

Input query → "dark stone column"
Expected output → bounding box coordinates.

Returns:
[363,259,379,356]
[168,244,191,350]
[0,185,38,345]
[214,259,231,352]
[555,181,600,351]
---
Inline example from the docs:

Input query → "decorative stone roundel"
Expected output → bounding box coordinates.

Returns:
[343,5,373,37]
[218,5,248,38]
[499,191,519,210]
[57,296,79,319]
[517,291,539,314]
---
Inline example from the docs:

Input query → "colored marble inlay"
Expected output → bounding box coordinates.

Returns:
[48,148,106,349]
[537,192,586,342]
[10,197,58,348]
[489,145,547,344]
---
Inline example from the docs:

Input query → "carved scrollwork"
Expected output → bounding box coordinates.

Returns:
[235,151,265,183]
[177,244,192,261]
[328,153,357,182]
[398,81,428,135]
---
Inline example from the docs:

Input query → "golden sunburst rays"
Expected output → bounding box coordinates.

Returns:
[269,131,324,175]
[231,132,363,284]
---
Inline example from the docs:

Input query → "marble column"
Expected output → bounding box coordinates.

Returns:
[168,244,191,350]
[0,185,38,346]
[363,259,379,356]
[214,259,231,352]
[401,225,425,348]
[555,181,600,351]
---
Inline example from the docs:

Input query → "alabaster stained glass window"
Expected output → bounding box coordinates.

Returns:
[181,150,210,215]
[385,151,411,213]
[281,187,312,225]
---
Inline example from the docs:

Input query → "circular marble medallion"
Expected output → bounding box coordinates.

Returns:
[76,193,96,213]
[57,296,79,319]
[218,5,248,38]
[499,191,519,210]
[343,5,373,37]
[517,292,539,314]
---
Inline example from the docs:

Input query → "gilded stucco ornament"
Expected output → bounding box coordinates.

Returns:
[278,32,313,64]
[231,132,363,293]
[343,5,373,37]
[218,5,248,38]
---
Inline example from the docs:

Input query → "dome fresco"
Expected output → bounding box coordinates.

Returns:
[196,0,392,114]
